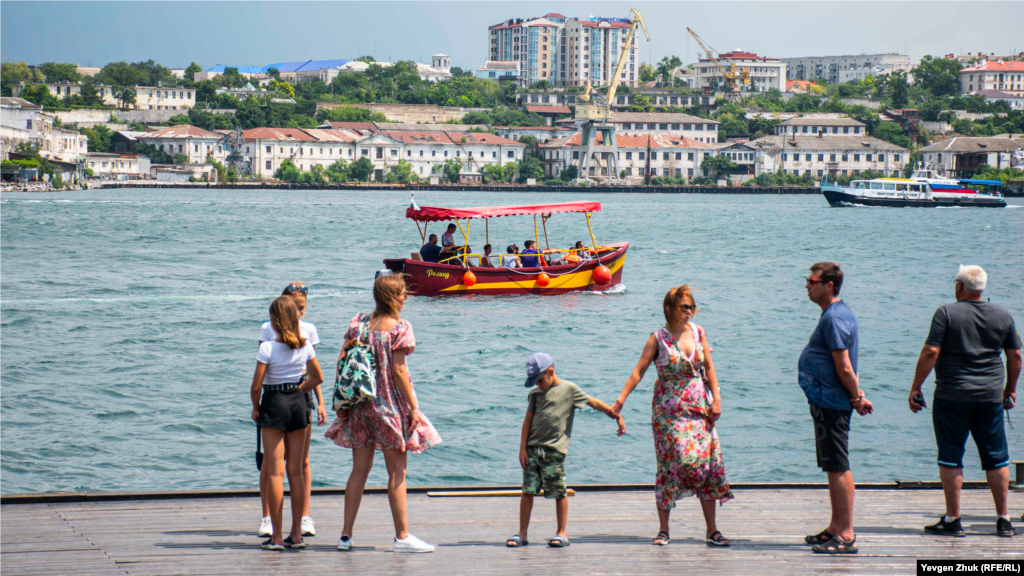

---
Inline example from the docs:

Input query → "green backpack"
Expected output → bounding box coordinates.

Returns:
[333,315,378,412]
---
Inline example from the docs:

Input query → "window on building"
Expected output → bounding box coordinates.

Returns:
[805,154,811,161]
[818,154,824,161]
[688,152,694,161]
[662,152,669,160]
[894,154,901,162]
[650,168,657,176]
[843,127,849,134]
[829,154,836,161]
[492,151,497,158]
[879,154,886,162]
[675,152,682,160]
[639,168,645,176]
[688,168,694,176]
[854,154,860,161]
[444,151,448,157]
[639,152,645,160]
[361,148,368,156]
[817,170,824,177]
[193,145,198,152]
[508,150,515,158]
[783,153,788,161]
[266,160,272,170]
[266,145,271,153]
[842,154,848,161]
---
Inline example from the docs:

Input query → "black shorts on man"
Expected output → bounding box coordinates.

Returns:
[810,403,852,473]
[258,387,310,432]
[932,397,1009,470]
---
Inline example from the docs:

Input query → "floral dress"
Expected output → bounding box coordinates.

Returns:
[325,314,442,453]
[651,323,733,509]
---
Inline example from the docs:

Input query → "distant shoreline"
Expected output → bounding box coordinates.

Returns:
[98,182,824,195]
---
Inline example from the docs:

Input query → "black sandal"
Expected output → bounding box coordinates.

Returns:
[706,531,731,547]
[804,528,834,545]
[812,535,857,554]
[652,531,671,546]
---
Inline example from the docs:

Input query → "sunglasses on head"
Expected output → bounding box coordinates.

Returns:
[285,285,309,294]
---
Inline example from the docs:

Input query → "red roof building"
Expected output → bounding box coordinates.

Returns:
[959,59,1024,96]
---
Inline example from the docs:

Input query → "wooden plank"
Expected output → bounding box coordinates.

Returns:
[427,489,576,497]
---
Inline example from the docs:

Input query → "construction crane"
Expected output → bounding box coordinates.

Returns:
[573,8,650,181]
[686,27,749,101]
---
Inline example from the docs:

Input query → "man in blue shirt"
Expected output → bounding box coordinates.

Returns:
[798,262,873,555]
[419,234,442,263]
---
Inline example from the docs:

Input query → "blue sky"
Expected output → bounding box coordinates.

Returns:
[3,1,1023,70]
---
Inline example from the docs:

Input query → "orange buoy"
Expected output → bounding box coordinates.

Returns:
[592,265,612,285]
[537,272,551,287]
[462,270,476,286]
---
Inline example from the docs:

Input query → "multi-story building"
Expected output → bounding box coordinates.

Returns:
[694,51,786,93]
[487,13,640,88]
[920,136,1023,177]
[783,53,910,83]
[12,82,196,110]
[84,152,151,179]
[475,61,520,81]
[516,89,713,111]
[775,117,867,137]
[540,133,719,181]
[136,125,227,164]
[970,89,1024,110]
[749,134,910,179]
[959,59,1024,97]
[1,97,88,163]
[555,112,720,143]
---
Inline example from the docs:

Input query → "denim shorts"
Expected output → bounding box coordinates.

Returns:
[933,397,1009,470]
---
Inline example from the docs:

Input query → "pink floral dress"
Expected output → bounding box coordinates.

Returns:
[325,314,442,453]
[651,323,733,509]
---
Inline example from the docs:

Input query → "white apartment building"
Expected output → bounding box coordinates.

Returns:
[84,152,151,178]
[557,112,720,143]
[775,117,867,137]
[136,125,227,164]
[336,59,452,83]
[783,53,910,83]
[541,133,720,181]
[488,13,640,88]
[971,89,1024,110]
[12,82,196,110]
[694,51,786,93]
[959,59,1024,97]
[1,97,88,163]
[920,136,1023,177]
[242,128,526,180]
[750,135,910,179]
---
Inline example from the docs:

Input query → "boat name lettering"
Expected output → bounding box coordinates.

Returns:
[426,270,450,280]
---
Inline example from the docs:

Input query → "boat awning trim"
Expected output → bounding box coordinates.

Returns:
[957,179,1002,186]
[406,201,602,222]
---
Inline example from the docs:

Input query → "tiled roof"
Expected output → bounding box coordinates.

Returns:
[960,60,1023,73]
[971,89,1024,99]
[750,135,909,152]
[544,12,566,18]
[494,126,572,131]
[787,80,814,91]
[525,105,572,114]
[580,20,632,29]
[142,125,222,139]
[302,129,362,142]
[323,122,379,131]
[561,133,720,149]
[920,136,1023,153]
[242,128,317,141]
[610,112,719,125]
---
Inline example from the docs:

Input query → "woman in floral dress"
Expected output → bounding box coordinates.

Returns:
[325,273,442,553]
[611,285,733,547]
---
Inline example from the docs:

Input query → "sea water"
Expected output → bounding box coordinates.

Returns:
[1,189,1022,494]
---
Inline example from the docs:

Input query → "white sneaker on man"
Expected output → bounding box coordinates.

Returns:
[301,516,316,536]
[257,517,272,537]
[393,534,435,553]
[337,535,353,550]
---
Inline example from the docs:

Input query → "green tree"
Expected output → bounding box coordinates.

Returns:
[529,80,552,90]
[184,62,202,81]
[516,156,543,183]
[133,142,175,164]
[718,114,748,138]
[639,62,655,82]
[267,67,281,80]
[274,159,301,182]
[166,113,191,126]
[98,62,144,108]
[318,105,386,123]
[350,157,374,182]
[655,55,683,82]
[912,55,962,98]
[187,107,234,130]
[441,158,463,183]
[39,62,81,83]
[887,70,909,109]
[873,121,912,148]
[2,61,39,96]
[559,165,579,182]
[19,84,61,108]
[78,125,114,153]
[219,67,245,88]
[206,157,228,181]
[325,159,350,182]
[700,155,737,180]
[629,93,654,112]
[385,159,417,183]
[450,66,473,78]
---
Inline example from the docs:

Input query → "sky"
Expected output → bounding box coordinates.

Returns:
[3,1,1023,71]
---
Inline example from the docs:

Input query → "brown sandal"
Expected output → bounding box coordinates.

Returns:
[652,531,671,546]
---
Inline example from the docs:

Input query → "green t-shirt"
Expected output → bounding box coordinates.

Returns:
[526,380,591,455]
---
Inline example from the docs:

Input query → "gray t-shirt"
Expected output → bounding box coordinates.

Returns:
[925,300,1020,403]
[526,380,591,455]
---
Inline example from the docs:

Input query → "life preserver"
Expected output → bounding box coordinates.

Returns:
[565,253,581,263]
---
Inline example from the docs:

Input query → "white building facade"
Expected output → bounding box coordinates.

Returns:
[542,133,720,181]
[959,59,1024,97]
[694,51,786,93]
[750,135,910,179]
[782,53,911,83]
[136,125,227,164]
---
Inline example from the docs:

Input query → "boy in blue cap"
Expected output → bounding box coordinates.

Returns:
[507,352,625,549]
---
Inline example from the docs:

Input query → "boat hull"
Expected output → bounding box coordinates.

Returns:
[385,243,628,296]
[822,189,1005,208]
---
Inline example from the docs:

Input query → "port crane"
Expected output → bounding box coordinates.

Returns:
[686,27,749,101]
[573,8,650,181]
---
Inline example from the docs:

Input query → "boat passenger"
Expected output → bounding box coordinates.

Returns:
[419,234,442,263]
[501,245,522,269]
[479,244,495,268]
[440,223,461,258]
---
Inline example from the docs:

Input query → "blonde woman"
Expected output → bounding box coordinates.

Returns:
[257,282,325,538]
[251,296,324,550]
[325,274,442,553]
[611,285,734,547]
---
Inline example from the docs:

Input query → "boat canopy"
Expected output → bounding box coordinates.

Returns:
[406,201,602,222]
[958,179,1002,187]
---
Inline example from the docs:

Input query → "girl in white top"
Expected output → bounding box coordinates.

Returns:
[251,295,323,550]
[257,282,325,539]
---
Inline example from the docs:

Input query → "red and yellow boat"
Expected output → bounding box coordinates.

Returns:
[383,200,628,296]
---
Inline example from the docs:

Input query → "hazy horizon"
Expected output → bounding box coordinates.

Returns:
[3,1,1023,71]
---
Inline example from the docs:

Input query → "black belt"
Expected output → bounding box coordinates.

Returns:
[264,382,301,392]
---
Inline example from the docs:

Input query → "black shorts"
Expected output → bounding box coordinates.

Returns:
[932,397,1009,470]
[810,403,852,473]
[258,388,310,432]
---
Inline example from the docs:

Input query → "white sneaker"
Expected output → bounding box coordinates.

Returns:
[393,534,435,553]
[301,516,316,536]
[257,517,272,537]
[337,535,353,551]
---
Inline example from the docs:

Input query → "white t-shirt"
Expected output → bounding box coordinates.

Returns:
[257,341,316,385]
[260,320,319,347]
[442,231,455,247]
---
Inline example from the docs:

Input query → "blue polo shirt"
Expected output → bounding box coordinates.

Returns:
[419,243,442,263]
[798,300,859,410]
[520,248,541,268]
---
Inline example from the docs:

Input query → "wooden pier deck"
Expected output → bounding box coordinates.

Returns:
[2,488,1021,576]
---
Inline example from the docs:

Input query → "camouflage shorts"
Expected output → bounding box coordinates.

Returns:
[522,446,567,499]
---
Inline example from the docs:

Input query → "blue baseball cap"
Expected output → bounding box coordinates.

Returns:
[524,352,554,387]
